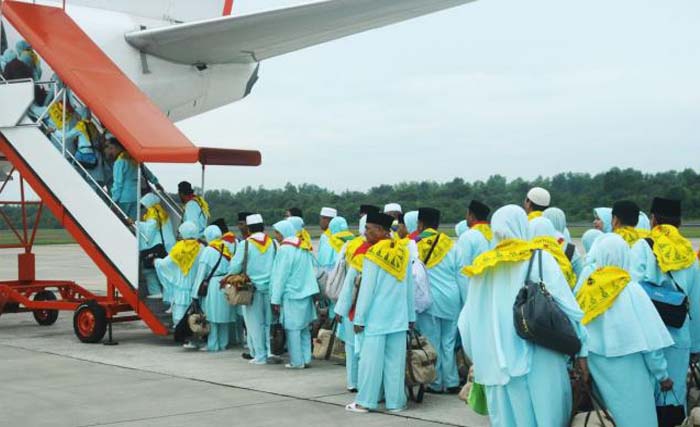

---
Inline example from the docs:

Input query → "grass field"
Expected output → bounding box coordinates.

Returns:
[2,224,699,246]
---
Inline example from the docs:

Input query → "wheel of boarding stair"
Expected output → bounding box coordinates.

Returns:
[32,290,59,326]
[73,301,107,343]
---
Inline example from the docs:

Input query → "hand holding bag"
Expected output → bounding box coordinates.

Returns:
[222,240,255,306]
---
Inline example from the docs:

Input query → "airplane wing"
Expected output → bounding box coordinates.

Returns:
[125,0,475,65]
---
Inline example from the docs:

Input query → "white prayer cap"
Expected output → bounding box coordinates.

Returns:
[246,214,264,225]
[320,207,337,218]
[383,203,402,213]
[527,187,551,207]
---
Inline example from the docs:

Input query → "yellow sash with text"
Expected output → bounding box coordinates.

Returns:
[576,266,630,325]
[463,239,536,277]
[365,238,411,282]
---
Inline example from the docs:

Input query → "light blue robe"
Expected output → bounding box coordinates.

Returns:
[418,242,464,391]
[459,205,587,427]
[353,250,415,410]
[457,227,490,268]
[454,220,468,238]
[154,242,203,326]
[270,238,320,367]
[581,233,673,426]
[229,232,276,362]
[111,155,138,219]
[183,199,208,236]
[317,232,336,270]
[192,244,231,351]
[630,236,700,409]
[51,122,106,186]
[333,258,360,390]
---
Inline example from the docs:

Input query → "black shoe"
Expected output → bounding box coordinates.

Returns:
[425,388,443,394]
[446,386,461,395]
[241,352,253,360]
[348,388,358,393]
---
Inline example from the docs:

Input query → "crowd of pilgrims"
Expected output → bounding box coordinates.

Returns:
[134,181,700,426]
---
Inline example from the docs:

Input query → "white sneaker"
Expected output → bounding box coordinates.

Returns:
[345,403,369,413]
[165,307,172,314]
[182,342,198,350]
[147,294,163,299]
[199,347,208,352]
[249,359,267,365]
[388,407,406,413]
[284,363,305,369]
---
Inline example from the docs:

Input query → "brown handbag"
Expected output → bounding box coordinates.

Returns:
[222,240,255,306]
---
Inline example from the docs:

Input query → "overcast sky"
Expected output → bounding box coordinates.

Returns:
[5,0,700,198]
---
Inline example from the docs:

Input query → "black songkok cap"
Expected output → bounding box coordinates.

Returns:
[178,181,193,195]
[212,218,228,233]
[418,207,441,226]
[468,200,491,220]
[288,207,303,217]
[612,201,640,227]
[397,213,405,225]
[651,197,681,218]
[237,212,253,222]
[360,204,380,215]
[366,212,394,231]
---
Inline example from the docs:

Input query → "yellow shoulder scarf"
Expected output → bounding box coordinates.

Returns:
[193,196,210,219]
[345,236,367,272]
[74,120,99,143]
[417,229,454,269]
[365,238,410,282]
[170,240,202,276]
[48,101,73,130]
[329,230,355,253]
[528,211,543,221]
[463,239,536,277]
[637,229,651,239]
[615,226,640,247]
[143,203,169,227]
[650,225,696,272]
[576,266,630,325]
[208,240,232,260]
[117,151,134,164]
[293,229,313,252]
[532,236,577,288]
[248,234,273,254]
[472,223,493,241]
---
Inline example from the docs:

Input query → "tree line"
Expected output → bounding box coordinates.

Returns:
[1,167,699,230]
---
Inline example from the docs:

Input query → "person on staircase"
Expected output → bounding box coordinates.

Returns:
[136,193,176,299]
[178,181,210,236]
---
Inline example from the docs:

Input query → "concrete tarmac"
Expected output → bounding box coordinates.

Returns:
[0,245,489,427]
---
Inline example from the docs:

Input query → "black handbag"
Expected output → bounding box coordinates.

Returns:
[196,245,225,298]
[174,299,203,343]
[270,314,286,356]
[655,391,685,427]
[513,249,582,356]
[139,222,168,268]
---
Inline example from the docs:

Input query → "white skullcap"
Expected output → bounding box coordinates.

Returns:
[527,187,551,207]
[320,207,337,218]
[383,203,402,213]
[246,214,263,225]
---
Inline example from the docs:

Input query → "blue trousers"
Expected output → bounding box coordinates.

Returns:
[243,291,272,362]
[341,316,359,390]
[207,322,230,352]
[118,202,137,220]
[286,327,312,367]
[356,332,407,411]
[416,313,459,390]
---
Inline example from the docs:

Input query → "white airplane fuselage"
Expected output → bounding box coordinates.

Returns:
[4,2,257,122]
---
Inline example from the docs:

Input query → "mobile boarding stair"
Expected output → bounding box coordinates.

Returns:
[0,1,260,343]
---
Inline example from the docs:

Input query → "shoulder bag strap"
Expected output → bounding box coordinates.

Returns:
[198,245,224,297]
[423,233,441,265]
[523,249,538,286]
[565,243,576,261]
[537,249,544,283]
[242,240,249,276]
